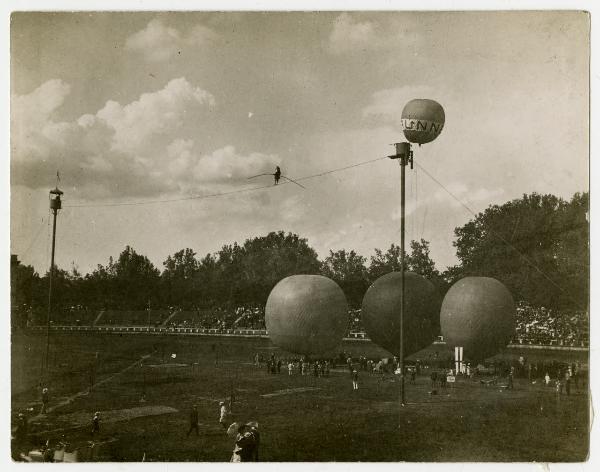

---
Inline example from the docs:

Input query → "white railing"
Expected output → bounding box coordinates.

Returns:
[24,325,589,350]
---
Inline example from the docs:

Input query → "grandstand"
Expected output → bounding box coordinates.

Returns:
[513,302,589,347]
[95,309,171,327]
[22,303,589,348]
[33,306,97,327]
[165,306,266,330]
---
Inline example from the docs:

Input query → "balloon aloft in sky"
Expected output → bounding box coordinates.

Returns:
[361,272,440,357]
[401,99,445,145]
[265,275,348,356]
[440,277,515,360]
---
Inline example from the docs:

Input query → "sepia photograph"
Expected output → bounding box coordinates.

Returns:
[7,7,592,464]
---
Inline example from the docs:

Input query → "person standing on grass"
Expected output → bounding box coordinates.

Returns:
[545,372,551,387]
[430,371,438,389]
[440,371,447,390]
[41,387,49,414]
[187,405,199,437]
[276,359,282,374]
[288,361,294,375]
[352,369,359,390]
[91,412,101,437]
[15,413,28,447]
[219,402,230,429]
[565,375,571,396]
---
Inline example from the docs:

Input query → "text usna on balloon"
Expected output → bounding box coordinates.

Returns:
[401,119,444,134]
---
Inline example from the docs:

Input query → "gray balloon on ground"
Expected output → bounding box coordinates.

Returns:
[440,276,515,360]
[361,271,440,357]
[265,275,348,356]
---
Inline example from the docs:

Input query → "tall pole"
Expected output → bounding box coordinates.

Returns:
[44,208,58,372]
[43,187,63,383]
[399,143,406,407]
[389,142,412,407]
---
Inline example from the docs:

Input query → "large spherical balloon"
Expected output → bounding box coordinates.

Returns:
[265,275,348,355]
[440,277,515,360]
[361,272,440,357]
[401,99,445,145]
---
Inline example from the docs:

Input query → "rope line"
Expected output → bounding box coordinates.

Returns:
[64,156,386,208]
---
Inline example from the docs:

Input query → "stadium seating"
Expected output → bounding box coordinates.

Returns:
[22,301,588,348]
[95,310,170,326]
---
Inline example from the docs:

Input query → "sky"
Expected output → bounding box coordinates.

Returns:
[10,11,589,276]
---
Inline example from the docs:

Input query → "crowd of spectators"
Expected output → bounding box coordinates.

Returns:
[513,302,589,347]
[18,300,589,348]
[167,306,266,330]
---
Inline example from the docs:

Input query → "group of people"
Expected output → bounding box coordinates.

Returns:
[230,422,260,462]
[187,400,233,437]
[13,404,101,462]
[257,353,335,378]
[514,302,589,347]
[186,401,260,462]
[293,359,332,377]
[543,364,579,396]
[167,305,266,331]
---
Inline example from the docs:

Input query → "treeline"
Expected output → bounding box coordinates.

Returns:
[11,192,588,319]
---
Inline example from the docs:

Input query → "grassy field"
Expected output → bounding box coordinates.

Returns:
[11,331,589,462]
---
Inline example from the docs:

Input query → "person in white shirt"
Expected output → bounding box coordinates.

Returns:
[219,402,230,429]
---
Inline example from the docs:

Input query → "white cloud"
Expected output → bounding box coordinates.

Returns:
[192,146,280,184]
[95,77,215,155]
[433,183,505,209]
[362,86,442,127]
[390,182,504,218]
[328,13,417,55]
[125,19,218,62]
[11,78,277,199]
[11,79,71,162]
[329,13,377,54]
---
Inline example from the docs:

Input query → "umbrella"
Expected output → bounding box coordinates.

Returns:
[227,422,242,438]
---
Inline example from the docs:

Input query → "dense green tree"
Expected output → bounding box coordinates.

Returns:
[449,192,588,311]
[368,240,441,286]
[237,231,321,305]
[194,253,219,307]
[552,192,589,309]
[368,244,403,280]
[161,248,200,308]
[10,261,40,327]
[87,246,161,310]
[83,260,117,310]
[321,249,369,307]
